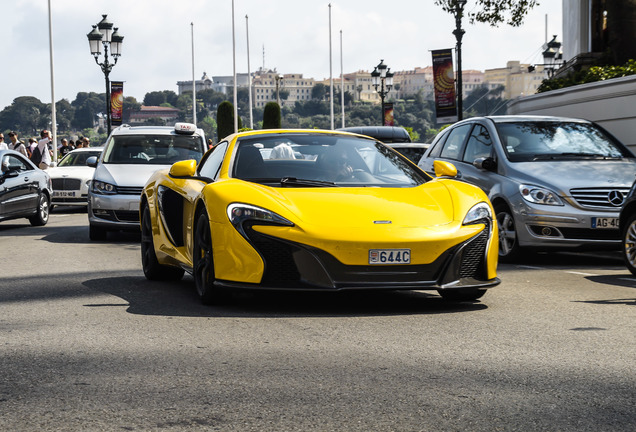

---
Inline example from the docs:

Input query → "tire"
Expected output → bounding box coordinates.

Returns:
[29,193,50,226]
[140,204,185,281]
[622,212,636,276]
[438,288,487,302]
[89,224,107,241]
[193,210,229,305]
[495,204,523,263]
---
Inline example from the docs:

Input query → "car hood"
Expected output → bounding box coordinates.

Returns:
[508,159,636,192]
[47,166,94,179]
[247,182,456,229]
[93,163,171,186]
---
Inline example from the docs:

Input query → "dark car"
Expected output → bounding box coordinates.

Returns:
[619,179,636,274]
[337,126,411,143]
[0,149,52,226]
[387,142,430,164]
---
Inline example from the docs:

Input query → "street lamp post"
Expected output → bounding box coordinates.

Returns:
[87,15,124,136]
[371,59,393,125]
[452,0,467,121]
[275,74,284,106]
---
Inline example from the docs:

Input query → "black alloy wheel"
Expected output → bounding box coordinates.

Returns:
[193,210,229,305]
[141,204,184,281]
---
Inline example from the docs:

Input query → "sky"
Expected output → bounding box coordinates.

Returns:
[1,0,562,111]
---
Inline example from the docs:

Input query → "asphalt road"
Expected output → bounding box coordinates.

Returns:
[1,208,635,431]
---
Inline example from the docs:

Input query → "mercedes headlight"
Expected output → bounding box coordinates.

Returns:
[519,184,563,206]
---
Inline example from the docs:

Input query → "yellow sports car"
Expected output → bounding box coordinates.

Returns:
[140,129,499,304]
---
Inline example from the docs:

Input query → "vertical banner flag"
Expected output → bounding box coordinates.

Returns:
[431,49,457,124]
[383,102,394,126]
[110,81,124,126]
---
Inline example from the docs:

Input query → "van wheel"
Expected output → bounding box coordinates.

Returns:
[622,213,636,276]
[495,204,523,263]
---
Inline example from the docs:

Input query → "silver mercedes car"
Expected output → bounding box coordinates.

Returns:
[418,115,636,261]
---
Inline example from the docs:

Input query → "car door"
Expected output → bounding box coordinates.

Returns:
[0,154,37,216]
[455,123,500,196]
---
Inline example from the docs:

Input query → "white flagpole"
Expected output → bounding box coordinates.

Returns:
[191,22,197,125]
[232,0,238,133]
[47,0,57,165]
[246,15,253,129]
[329,4,334,130]
[340,29,344,128]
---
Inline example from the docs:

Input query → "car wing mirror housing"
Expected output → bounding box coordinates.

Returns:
[473,157,497,171]
[169,159,197,178]
[86,156,98,167]
[433,160,458,178]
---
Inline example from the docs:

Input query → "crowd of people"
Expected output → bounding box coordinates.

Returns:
[0,130,92,170]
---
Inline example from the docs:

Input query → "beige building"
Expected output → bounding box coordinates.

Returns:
[485,61,547,99]
[318,70,380,103]
[252,69,315,108]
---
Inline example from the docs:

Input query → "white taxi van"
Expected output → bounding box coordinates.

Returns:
[87,123,206,240]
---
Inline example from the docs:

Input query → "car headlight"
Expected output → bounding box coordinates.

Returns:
[519,184,563,206]
[463,202,492,226]
[92,180,116,195]
[227,203,294,230]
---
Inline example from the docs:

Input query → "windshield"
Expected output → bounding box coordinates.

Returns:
[58,150,102,167]
[102,134,205,165]
[496,122,633,162]
[232,134,429,187]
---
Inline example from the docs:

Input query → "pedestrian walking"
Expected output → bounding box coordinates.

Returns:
[0,133,7,150]
[31,129,53,170]
[7,132,28,157]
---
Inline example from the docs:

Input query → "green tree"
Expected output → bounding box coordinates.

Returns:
[434,0,538,27]
[217,101,237,140]
[311,83,328,100]
[199,116,217,144]
[263,102,281,129]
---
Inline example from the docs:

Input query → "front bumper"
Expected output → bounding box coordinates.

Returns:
[213,225,500,292]
[512,197,622,249]
[88,191,141,230]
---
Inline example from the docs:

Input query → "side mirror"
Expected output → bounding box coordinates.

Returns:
[433,160,458,178]
[86,156,98,168]
[473,157,497,171]
[169,159,197,178]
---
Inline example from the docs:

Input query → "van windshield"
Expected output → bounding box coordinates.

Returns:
[102,134,205,164]
[496,122,633,162]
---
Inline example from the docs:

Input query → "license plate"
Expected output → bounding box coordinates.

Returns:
[591,217,619,229]
[53,191,76,197]
[369,249,411,265]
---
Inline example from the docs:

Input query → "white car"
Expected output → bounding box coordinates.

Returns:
[48,147,103,208]
[87,123,206,240]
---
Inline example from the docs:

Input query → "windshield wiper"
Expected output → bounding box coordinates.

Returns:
[532,152,618,160]
[280,177,338,187]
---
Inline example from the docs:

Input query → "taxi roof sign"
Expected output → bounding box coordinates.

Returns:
[174,122,197,135]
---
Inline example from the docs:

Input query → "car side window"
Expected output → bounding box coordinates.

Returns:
[462,125,493,163]
[198,141,228,180]
[426,130,449,159]
[440,124,471,160]
[2,155,29,173]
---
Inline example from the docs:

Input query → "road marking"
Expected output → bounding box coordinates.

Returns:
[516,265,546,270]
[565,271,598,276]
